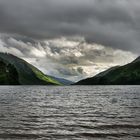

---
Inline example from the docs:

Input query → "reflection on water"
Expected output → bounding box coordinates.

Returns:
[0,86,139,140]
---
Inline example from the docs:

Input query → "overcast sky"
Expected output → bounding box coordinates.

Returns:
[0,0,139,81]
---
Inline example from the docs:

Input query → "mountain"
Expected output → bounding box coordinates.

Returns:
[0,53,61,85]
[75,56,140,85]
[49,76,74,85]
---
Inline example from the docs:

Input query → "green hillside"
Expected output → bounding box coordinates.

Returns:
[76,56,140,85]
[0,53,61,85]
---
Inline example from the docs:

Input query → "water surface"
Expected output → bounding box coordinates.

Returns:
[0,86,140,140]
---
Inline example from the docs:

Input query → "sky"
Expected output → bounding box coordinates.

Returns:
[0,0,139,81]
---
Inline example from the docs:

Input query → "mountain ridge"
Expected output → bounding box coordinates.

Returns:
[75,56,140,85]
[49,76,74,85]
[0,53,61,85]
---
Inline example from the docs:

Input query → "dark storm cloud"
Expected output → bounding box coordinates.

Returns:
[0,35,136,81]
[0,0,140,52]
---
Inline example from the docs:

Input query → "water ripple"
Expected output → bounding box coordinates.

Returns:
[0,86,139,140]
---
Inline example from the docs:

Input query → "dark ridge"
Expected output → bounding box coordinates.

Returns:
[0,52,61,85]
[132,56,140,63]
[75,56,140,85]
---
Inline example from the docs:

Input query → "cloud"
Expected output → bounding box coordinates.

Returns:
[0,34,137,81]
[0,0,140,53]
[0,0,139,81]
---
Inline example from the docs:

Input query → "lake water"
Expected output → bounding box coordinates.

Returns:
[0,86,139,140]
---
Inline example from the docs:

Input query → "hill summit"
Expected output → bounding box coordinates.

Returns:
[76,56,140,85]
[0,53,61,85]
